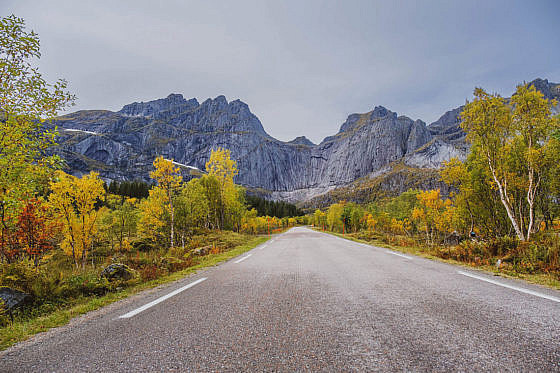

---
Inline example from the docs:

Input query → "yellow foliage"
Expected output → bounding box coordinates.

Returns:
[206,147,238,186]
[49,171,105,268]
[138,187,168,244]
[411,189,457,243]
[365,214,377,232]
[150,156,182,192]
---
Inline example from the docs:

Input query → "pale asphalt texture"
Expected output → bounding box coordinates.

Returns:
[1,227,559,372]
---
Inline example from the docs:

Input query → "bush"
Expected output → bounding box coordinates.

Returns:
[59,272,109,298]
[0,260,62,300]
[486,236,519,257]
[132,238,156,252]
[139,264,164,281]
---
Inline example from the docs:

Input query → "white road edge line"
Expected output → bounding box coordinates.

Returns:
[458,271,560,303]
[234,254,252,263]
[259,244,268,250]
[386,251,412,260]
[119,277,207,319]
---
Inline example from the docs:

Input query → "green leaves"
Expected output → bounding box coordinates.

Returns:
[0,14,75,227]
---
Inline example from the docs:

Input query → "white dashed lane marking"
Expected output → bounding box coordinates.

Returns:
[458,271,560,303]
[119,277,207,319]
[234,254,252,263]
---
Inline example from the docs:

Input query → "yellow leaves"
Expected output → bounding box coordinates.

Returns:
[312,209,327,228]
[365,214,377,232]
[203,148,243,230]
[48,171,105,267]
[240,214,281,235]
[121,239,133,252]
[150,156,182,192]
[390,218,404,234]
[416,189,443,210]
[60,214,98,259]
[412,189,457,241]
[441,157,468,188]
[138,187,168,242]
[326,202,345,231]
[461,88,512,145]
[206,147,238,186]
[411,207,425,221]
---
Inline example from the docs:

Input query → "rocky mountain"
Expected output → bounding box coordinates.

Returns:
[51,78,558,203]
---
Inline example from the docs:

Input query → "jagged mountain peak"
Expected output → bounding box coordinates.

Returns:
[119,93,194,117]
[338,105,399,134]
[371,105,392,118]
[528,78,560,100]
[287,136,315,146]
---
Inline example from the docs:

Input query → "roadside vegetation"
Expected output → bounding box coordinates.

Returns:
[0,15,305,349]
[312,84,560,286]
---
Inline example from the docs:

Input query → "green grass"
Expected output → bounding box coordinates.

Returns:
[0,235,270,351]
[319,229,560,291]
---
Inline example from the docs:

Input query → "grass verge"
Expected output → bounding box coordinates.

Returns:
[0,235,270,351]
[318,229,560,291]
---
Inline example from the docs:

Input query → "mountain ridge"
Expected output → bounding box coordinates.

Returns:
[51,78,559,203]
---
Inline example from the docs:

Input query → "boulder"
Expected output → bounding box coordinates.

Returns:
[100,264,134,281]
[0,287,33,311]
[191,245,212,257]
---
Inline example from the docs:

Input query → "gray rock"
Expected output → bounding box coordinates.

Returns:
[0,287,32,311]
[100,264,134,281]
[190,245,212,257]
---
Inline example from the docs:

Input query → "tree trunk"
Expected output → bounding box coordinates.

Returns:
[526,171,540,241]
[488,160,525,241]
[169,190,174,249]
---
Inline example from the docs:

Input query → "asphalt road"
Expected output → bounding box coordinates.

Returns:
[1,227,560,372]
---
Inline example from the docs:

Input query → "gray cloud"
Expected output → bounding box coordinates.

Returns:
[3,0,559,143]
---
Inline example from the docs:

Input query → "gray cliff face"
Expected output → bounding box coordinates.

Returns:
[51,96,465,200]
[54,78,557,202]
[528,78,560,101]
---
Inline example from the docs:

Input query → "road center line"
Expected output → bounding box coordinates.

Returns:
[234,254,252,263]
[119,277,207,319]
[386,251,412,260]
[458,271,560,303]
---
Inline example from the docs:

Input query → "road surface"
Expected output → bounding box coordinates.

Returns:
[1,227,559,371]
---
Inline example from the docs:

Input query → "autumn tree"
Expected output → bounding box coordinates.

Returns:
[49,171,105,268]
[175,178,209,248]
[138,187,168,247]
[460,85,558,240]
[0,15,74,250]
[510,85,558,239]
[200,174,221,229]
[150,157,182,249]
[312,209,327,230]
[411,189,455,244]
[441,155,510,237]
[327,202,344,232]
[0,198,59,266]
[100,196,138,252]
[205,148,239,229]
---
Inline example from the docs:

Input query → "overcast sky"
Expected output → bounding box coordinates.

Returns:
[3,0,559,143]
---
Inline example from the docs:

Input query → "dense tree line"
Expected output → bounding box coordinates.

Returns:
[245,195,303,218]
[106,180,151,199]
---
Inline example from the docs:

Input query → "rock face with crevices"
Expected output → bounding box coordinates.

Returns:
[50,78,558,202]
